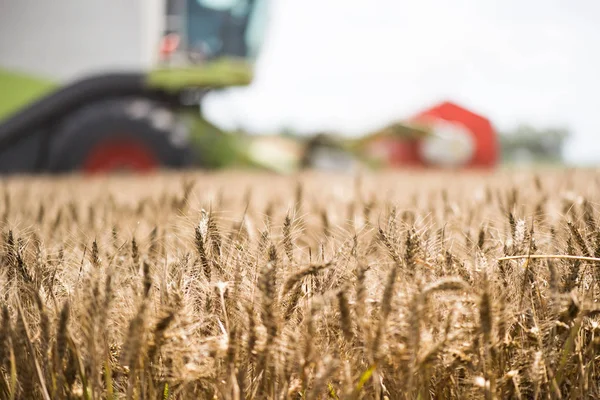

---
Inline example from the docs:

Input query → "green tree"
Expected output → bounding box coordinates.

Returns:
[499,124,570,164]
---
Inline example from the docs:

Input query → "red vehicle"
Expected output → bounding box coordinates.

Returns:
[361,101,499,169]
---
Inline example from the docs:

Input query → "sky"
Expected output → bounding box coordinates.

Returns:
[203,0,600,165]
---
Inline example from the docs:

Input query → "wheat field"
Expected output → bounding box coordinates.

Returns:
[1,168,600,399]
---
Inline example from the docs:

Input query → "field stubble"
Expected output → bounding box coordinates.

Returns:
[1,168,600,399]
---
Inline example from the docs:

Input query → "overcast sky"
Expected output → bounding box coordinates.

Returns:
[203,0,600,165]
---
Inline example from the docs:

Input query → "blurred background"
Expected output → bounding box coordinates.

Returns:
[1,0,599,175]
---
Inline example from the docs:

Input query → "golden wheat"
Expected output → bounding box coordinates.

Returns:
[0,168,600,399]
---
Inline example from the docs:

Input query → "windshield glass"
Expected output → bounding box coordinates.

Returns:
[184,0,269,61]
[197,0,240,10]
[244,0,268,59]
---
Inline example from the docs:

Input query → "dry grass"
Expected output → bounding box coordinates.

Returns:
[1,168,600,399]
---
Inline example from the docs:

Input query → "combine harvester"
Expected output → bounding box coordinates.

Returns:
[357,100,499,170]
[290,100,500,172]
[0,0,499,175]
[0,0,270,174]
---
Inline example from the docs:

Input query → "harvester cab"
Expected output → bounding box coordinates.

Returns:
[0,0,271,175]
[162,0,267,64]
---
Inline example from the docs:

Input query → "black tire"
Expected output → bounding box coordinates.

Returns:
[47,97,195,173]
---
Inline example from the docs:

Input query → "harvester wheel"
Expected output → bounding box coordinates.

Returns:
[47,98,194,173]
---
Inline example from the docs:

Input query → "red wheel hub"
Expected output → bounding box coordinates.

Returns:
[83,138,159,174]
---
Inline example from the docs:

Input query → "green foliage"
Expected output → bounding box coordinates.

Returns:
[499,124,571,164]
